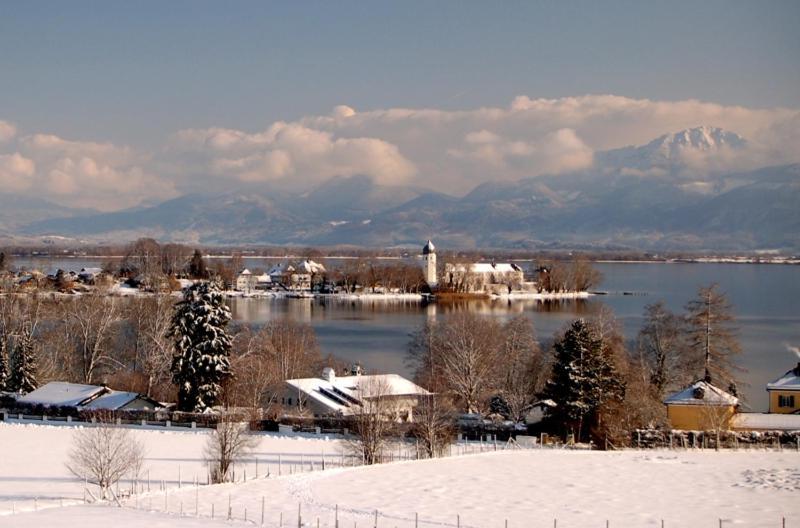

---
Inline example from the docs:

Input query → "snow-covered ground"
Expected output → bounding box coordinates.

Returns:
[1,422,797,528]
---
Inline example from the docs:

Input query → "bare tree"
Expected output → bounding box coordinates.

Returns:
[411,394,455,458]
[58,294,122,383]
[637,301,688,397]
[205,418,258,483]
[348,377,397,465]
[569,258,602,292]
[128,294,174,398]
[498,316,544,422]
[437,314,502,413]
[66,417,145,500]
[684,284,742,389]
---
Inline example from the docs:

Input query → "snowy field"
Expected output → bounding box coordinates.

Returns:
[0,423,798,528]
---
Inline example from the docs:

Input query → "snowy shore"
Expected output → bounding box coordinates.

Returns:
[1,422,797,528]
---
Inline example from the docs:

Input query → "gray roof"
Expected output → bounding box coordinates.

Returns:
[17,382,106,407]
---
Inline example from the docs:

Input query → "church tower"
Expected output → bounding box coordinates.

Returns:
[422,239,437,288]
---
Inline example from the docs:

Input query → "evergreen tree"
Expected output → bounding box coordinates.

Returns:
[684,283,742,388]
[187,250,208,280]
[541,319,624,441]
[169,281,232,412]
[8,333,37,394]
[0,338,8,391]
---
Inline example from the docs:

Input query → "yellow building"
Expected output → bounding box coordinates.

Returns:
[766,362,800,414]
[664,380,739,431]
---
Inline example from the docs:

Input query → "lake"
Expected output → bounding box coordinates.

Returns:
[13,257,800,410]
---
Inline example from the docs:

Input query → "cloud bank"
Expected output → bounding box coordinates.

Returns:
[0,95,798,210]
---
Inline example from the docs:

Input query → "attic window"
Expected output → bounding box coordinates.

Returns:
[692,386,705,400]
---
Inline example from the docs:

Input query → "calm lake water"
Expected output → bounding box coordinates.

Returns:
[14,257,800,410]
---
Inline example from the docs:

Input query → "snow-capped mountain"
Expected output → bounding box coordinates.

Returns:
[10,128,799,251]
[598,126,747,174]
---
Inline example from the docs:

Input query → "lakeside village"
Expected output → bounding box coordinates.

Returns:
[1,238,799,458]
[0,239,595,301]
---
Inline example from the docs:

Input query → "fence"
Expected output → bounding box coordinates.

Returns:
[0,410,216,430]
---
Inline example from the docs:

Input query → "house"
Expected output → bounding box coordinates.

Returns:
[281,367,430,422]
[663,380,739,430]
[443,261,527,294]
[78,267,103,284]
[269,260,326,291]
[766,362,800,414]
[16,382,161,412]
[255,273,272,290]
[235,269,259,293]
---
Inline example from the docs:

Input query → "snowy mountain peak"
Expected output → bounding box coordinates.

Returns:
[650,126,746,154]
[598,126,747,174]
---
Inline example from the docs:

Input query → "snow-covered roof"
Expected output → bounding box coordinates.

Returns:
[17,382,106,407]
[732,413,800,431]
[422,240,435,255]
[238,269,252,276]
[286,373,430,415]
[766,364,800,391]
[79,267,103,275]
[256,273,271,283]
[447,262,523,274]
[664,380,739,407]
[82,390,143,410]
[269,263,293,276]
[297,259,326,274]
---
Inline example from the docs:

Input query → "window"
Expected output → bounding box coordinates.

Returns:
[287,397,292,405]
[778,395,796,408]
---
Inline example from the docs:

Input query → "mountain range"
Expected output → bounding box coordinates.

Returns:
[2,126,799,251]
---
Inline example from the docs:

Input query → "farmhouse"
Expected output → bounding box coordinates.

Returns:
[766,362,800,414]
[282,367,430,421]
[663,380,739,430]
[16,382,161,412]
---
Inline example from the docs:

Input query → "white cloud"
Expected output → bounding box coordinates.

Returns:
[0,121,16,143]
[1,95,798,210]
[0,152,35,192]
[170,121,417,188]
[0,132,177,210]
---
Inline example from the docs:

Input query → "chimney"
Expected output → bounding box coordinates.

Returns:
[794,362,800,377]
[322,367,336,383]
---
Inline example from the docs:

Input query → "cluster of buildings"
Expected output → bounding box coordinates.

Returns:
[664,362,800,432]
[233,241,536,295]
[235,259,327,293]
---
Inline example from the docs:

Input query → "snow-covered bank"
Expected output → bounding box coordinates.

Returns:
[1,422,797,528]
[492,291,591,300]
[0,422,344,516]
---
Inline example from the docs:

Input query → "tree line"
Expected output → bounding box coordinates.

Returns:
[406,283,741,445]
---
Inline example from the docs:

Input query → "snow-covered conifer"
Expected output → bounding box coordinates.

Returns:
[0,338,9,391]
[8,333,38,394]
[541,319,624,441]
[169,281,232,412]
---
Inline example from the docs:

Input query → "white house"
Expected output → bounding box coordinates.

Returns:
[281,368,430,421]
[16,382,161,411]
[269,260,326,291]
[235,269,259,292]
[443,261,527,294]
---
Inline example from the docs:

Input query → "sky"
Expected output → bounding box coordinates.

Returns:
[0,1,799,210]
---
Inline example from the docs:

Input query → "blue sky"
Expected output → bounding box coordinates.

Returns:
[1,1,798,145]
[0,1,798,210]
